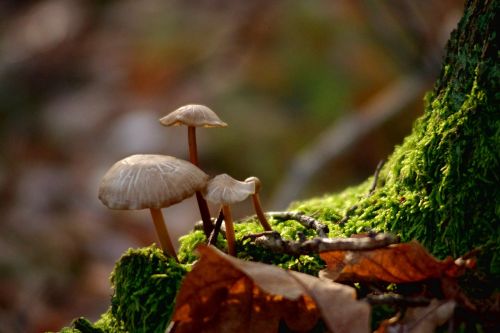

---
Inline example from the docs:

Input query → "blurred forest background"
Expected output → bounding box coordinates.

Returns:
[0,0,463,332]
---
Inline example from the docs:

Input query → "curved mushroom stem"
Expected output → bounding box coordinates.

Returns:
[149,208,178,262]
[222,205,236,256]
[188,126,213,237]
[251,193,272,231]
[246,177,272,231]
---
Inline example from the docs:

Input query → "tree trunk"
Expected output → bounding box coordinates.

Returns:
[296,0,499,280]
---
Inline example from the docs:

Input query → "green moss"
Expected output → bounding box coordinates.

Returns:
[178,218,325,276]
[236,218,325,275]
[57,317,108,333]
[109,245,188,333]
[291,180,373,236]
[178,230,207,264]
[92,309,125,333]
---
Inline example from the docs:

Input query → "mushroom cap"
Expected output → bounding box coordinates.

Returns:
[245,176,262,193]
[159,104,228,128]
[98,154,209,210]
[203,174,255,205]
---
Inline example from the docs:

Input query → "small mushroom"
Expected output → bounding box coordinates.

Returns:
[203,174,254,256]
[159,104,227,237]
[245,176,272,231]
[98,154,209,261]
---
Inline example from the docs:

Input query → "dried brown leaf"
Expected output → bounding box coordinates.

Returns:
[375,300,456,333]
[320,240,468,283]
[173,245,370,333]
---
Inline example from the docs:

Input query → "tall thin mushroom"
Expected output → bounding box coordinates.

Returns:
[98,154,209,261]
[245,176,273,231]
[203,174,254,256]
[159,104,227,237]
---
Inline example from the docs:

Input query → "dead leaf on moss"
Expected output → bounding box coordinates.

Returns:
[375,299,456,333]
[172,245,370,333]
[320,240,471,283]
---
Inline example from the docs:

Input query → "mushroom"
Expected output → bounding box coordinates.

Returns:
[245,176,272,231]
[202,174,254,256]
[98,154,209,261]
[159,104,227,237]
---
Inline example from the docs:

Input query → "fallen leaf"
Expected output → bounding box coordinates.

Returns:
[375,299,456,333]
[320,240,469,283]
[173,245,370,333]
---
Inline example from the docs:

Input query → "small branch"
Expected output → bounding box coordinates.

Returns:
[248,232,399,256]
[207,209,225,246]
[339,158,386,225]
[268,211,329,237]
[368,159,386,195]
[242,231,280,242]
[194,218,226,236]
[338,205,358,226]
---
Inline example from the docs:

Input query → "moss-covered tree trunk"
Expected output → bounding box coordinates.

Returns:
[297,0,499,278]
[402,0,499,269]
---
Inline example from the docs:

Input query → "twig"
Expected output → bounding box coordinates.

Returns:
[241,230,281,242]
[368,159,386,195]
[249,232,399,256]
[241,231,280,242]
[339,158,386,225]
[194,218,226,236]
[338,205,358,226]
[207,209,225,245]
[267,211,329,237]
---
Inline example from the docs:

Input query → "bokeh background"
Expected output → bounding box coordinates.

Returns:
[0,0,462,331]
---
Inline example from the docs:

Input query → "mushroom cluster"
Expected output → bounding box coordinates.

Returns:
[98,104,273,259]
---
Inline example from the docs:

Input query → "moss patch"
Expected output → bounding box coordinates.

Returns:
[109,246,188,333]
[58,245,188,333]
[58,317,107,333]
[178,218,325,276]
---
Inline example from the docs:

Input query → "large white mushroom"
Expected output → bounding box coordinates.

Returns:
[98,154,209,261]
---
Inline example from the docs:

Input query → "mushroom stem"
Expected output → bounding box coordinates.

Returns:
[149,208,178,261]
[188,126,199,165]
[188,126,213,237]
[196,192,213,236]
[245,177,272,231]
[251,193,272,231]
[222,205,236,256]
